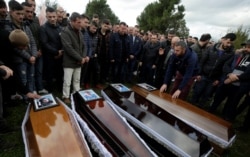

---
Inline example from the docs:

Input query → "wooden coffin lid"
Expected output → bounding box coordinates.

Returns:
[132,86,235,147]
[25,103,91,157]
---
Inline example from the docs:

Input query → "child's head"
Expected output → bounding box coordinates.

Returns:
[9,29,29,49]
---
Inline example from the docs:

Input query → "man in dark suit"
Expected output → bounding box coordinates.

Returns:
[128,26,142,83]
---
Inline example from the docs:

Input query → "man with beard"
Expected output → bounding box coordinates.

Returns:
[210,39,250,121]
[160,41,198,100]
[190,33,236,108]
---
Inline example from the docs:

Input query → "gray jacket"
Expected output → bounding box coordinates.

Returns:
[4,15,37,64]
[61,24,87,68]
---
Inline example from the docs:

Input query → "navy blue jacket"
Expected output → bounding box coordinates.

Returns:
[164,47,198,90]
[129,35,142,57]
[109,32,130,62]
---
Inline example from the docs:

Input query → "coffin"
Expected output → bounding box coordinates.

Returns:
[72,89,156,157]
[22,96,91,157]
[132,84,236,154]
[102,84,213,157]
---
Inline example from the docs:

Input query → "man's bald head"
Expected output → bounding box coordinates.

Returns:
[171,36,180,48]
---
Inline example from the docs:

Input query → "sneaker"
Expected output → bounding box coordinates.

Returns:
[10,93,23,100]
[63,98,71,104]
[38,89,49,94]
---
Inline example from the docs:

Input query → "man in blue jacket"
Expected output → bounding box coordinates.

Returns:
[160,41,198,100]
[109,22,130,83]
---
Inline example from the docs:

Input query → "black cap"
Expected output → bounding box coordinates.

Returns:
[200,33,211,42]
[240,40,250,46]
[222,33,236,41]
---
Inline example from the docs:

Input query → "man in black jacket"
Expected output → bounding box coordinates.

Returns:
[190,33,236,107]
[139,32,161,85]
[210,40,250,121]
[40,7,63,92]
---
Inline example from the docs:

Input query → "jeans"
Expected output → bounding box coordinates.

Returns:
[16,62,35,92]
[62,67,81,98]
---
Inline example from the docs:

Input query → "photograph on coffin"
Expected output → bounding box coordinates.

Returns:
[111,83,131,93]
[78,89,101,102]
[137,83,157,91]
[33,94,58,111]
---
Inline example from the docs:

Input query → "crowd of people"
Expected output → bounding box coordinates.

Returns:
[1,0,250,150]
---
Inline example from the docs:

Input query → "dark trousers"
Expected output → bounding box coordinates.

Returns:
[34,56,44,91]
[241,94,250,129]
[43,56,63,92]
[154,67,166,89]
[210,83,249,120]
[84,58,100,86]
[110,61,126,83]
[170,72,196,101]
[190,76,217,106]
[127,58,137,82]
[99,60,110,83]
[139,64,156,86]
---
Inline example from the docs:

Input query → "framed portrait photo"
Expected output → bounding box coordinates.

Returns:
[78,89,101,102]
[110,83,131,93]
[137,83,157,91]
[33,94,58,111]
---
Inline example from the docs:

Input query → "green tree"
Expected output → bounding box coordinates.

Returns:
[228,25,250,49]
[85,0,120,24]
[137,0,189,37]
[44,0,58,9]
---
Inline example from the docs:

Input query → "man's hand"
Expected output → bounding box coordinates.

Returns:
[26,92,41,99]
[228,73,239,82]
[55,50,63,59]
[85,56,90,63]
[172,89,181,99]
[224,73,239,84]
[129,55,134,59]
[29,56,36,64]
[212,80,219,86]
[159,48,165,55]
[160,84,167,93]
[0,65,13,80]
[196,75,201,81]
[37,50,42,57]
